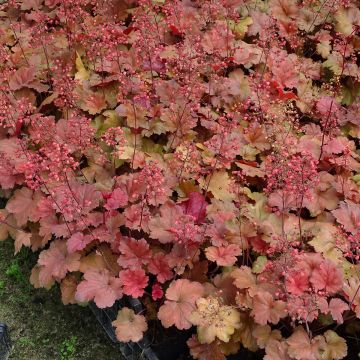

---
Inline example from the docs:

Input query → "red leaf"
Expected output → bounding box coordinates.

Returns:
[179,192,207,224]
[119,268,148,298]
[287,327,321,360]
[248,235,269,254]
[332,201,360,234]
[104,188,129,210]
[60,275,78,305]
[75,268,122,308]
[286,271,309,295]
[67,232,92,253]
[158,279,204,330]
[205,244,241,266]
[236,159,259,168]
[277,88,297,100]
[123,26,137,35]
[251,291,287,325]
[118,237,151,269]
[169,25,182,36]
[147,252,173,283]
[38,240,81,286]
[8,66,36,91]
[6,187,42,226]
[151,283,164,300]
[310,260,343,294]
[269,80,297,100]
[318,298,349,324]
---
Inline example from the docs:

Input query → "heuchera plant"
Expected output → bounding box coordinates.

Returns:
[0,0,359,359]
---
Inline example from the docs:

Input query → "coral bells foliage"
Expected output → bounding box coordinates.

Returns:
[1,0,360,359]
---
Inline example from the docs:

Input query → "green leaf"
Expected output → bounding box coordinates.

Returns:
[352,173,360,186]
[318,313,334,326]
[229,17,253,39]
[341,79,360,105]
[345,319,360,335]
[323,54,341,76]
[252,256,267,274]
[75,52,89,81]
[142,138,163,154]
[92,111,121,135]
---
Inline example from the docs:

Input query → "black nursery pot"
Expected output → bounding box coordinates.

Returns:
[90,298,265,360]
[0,323,11,360]
[90,297,192,360]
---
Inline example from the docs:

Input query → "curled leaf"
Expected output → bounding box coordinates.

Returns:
[158,279,204,330]
[318,330,347,360]
[112,307,148,342]
[75,268,122,308]
[189,297,241,344]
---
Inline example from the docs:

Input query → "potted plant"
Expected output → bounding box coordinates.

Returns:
[0,324,11,360]
[0,0,359,359]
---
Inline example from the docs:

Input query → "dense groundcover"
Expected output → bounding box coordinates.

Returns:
[0,0,359,359]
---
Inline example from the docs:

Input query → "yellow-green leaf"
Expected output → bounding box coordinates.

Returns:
[75,52,89,81]
[199,171,235,201]
[252,256,268,274]
[230,17,253,39]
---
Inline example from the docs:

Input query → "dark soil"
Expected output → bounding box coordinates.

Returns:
[0,238,121,360]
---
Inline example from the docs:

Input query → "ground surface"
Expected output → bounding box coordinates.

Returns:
[0,238,121,360]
